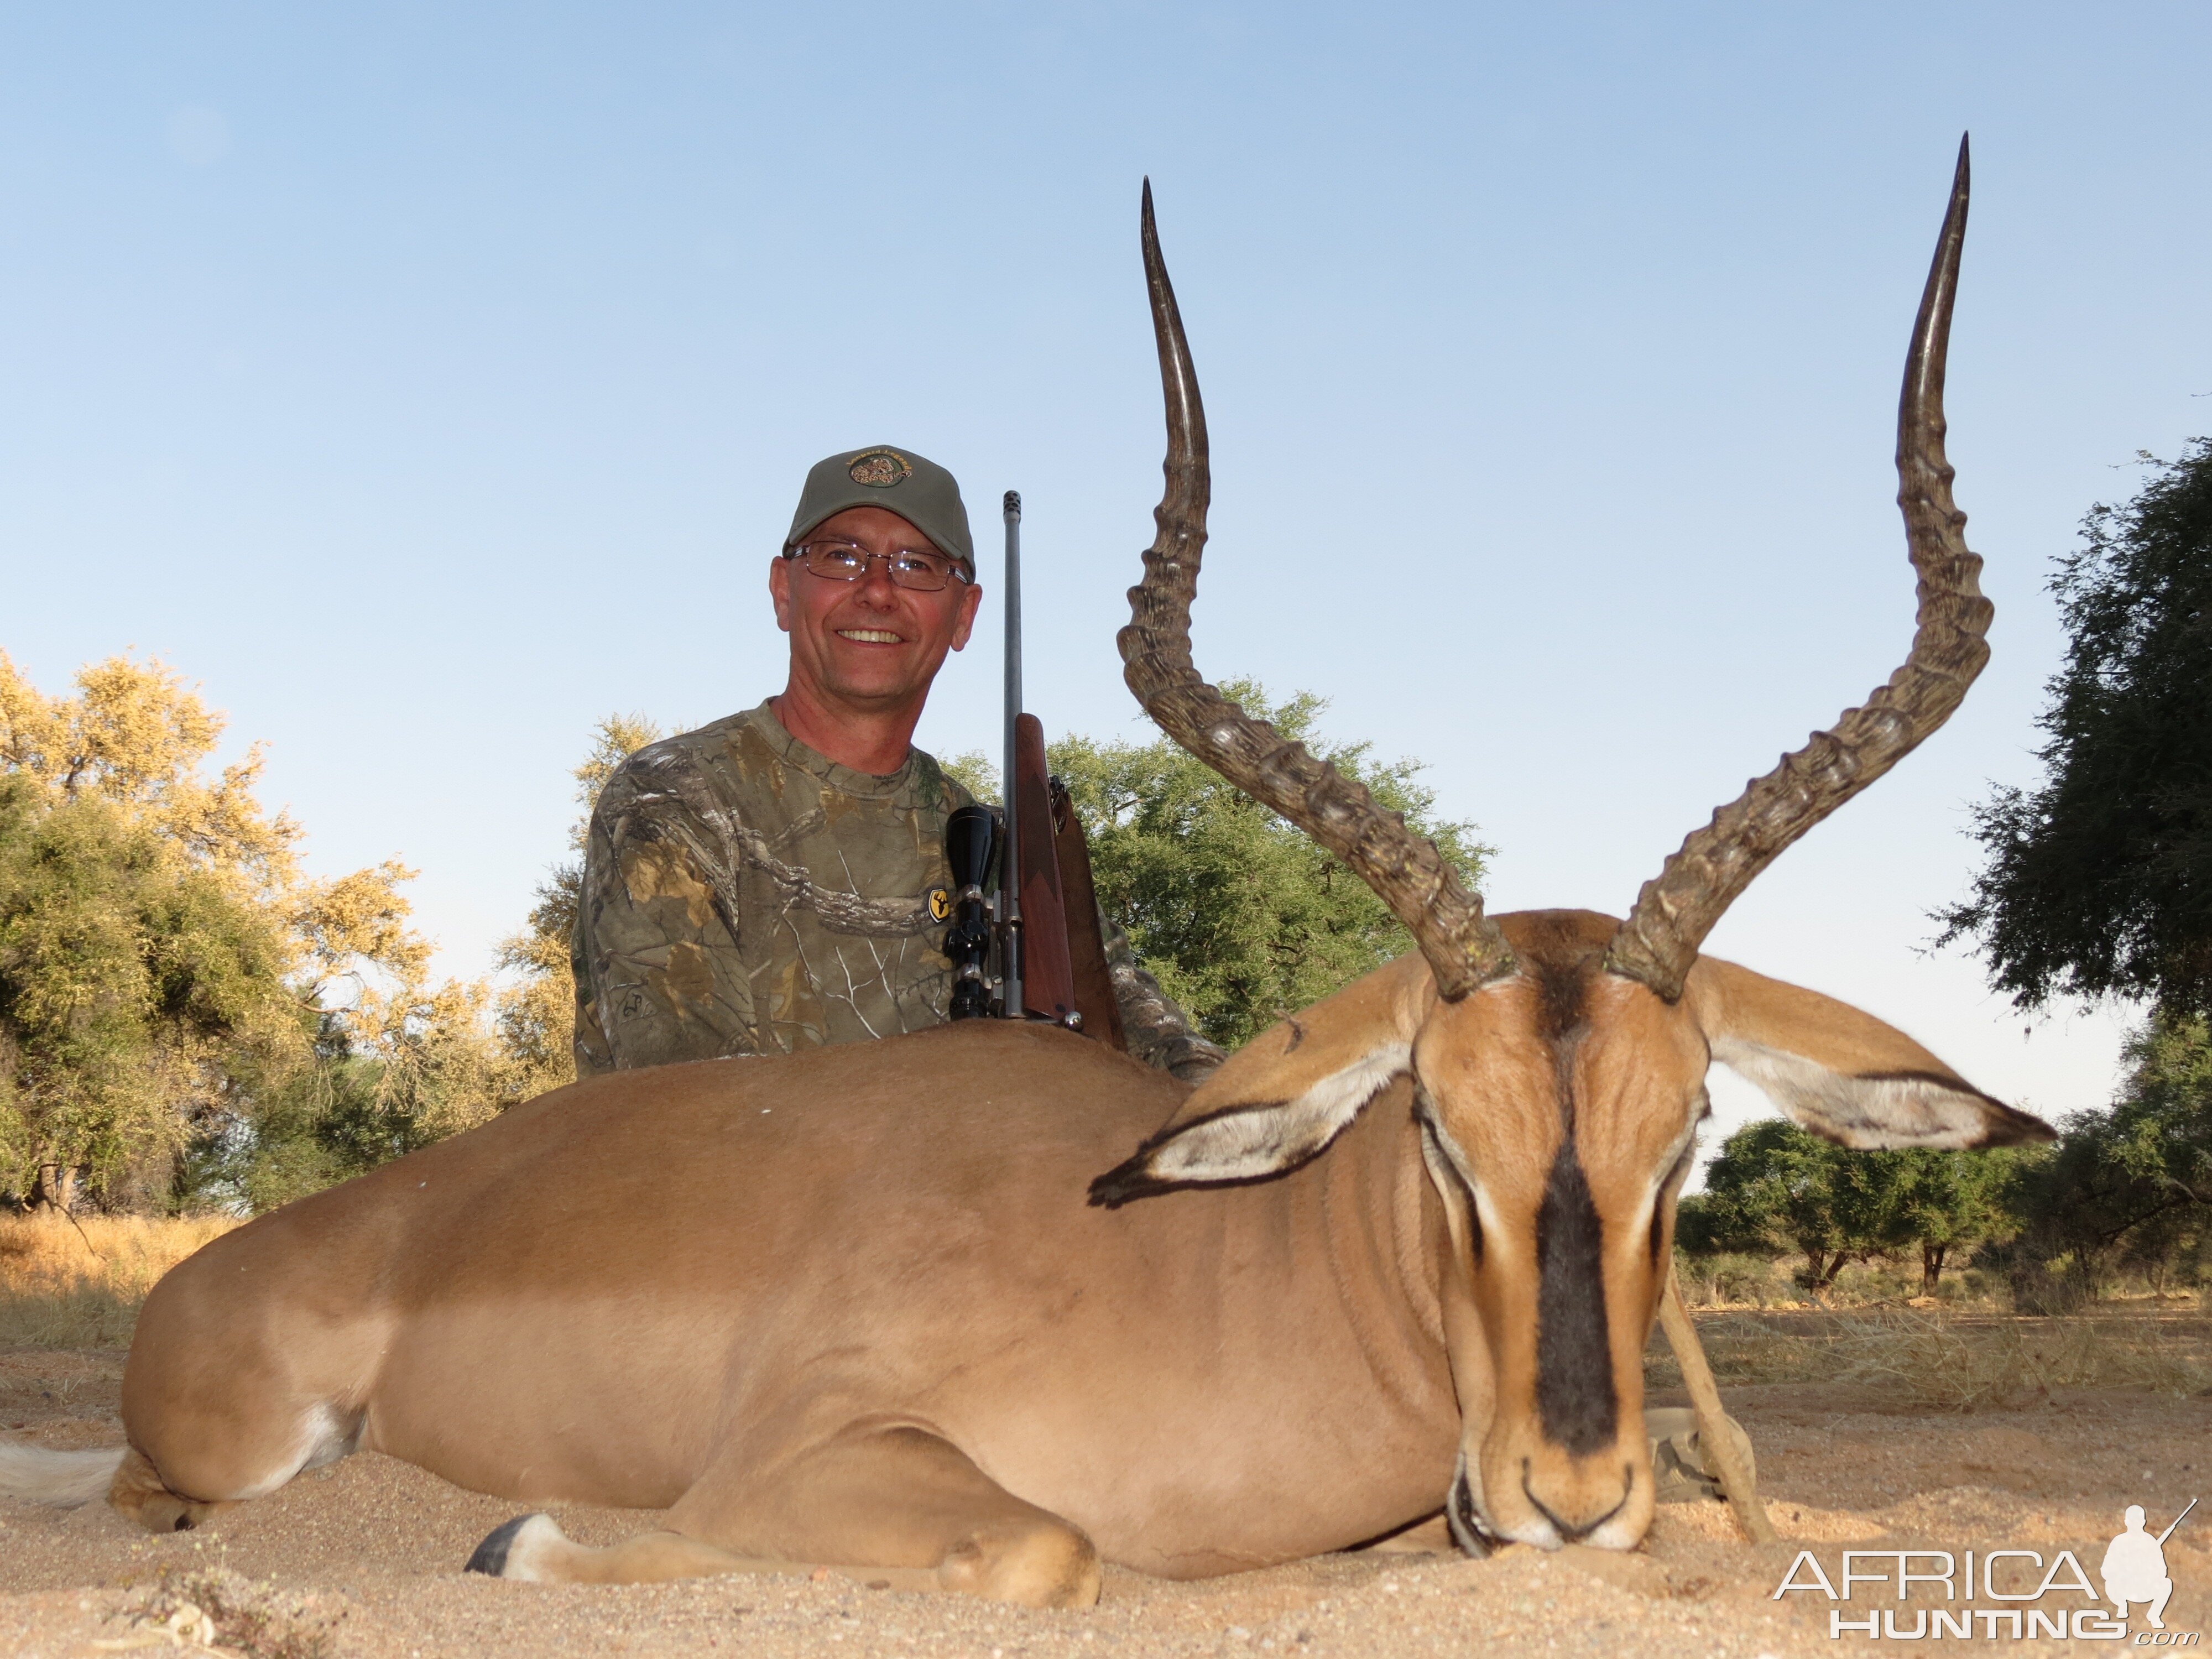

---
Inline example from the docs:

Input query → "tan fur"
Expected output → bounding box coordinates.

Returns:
[1121,910,2046,1551]
[91,1025,1455,1600]
[53,917,2044,1597]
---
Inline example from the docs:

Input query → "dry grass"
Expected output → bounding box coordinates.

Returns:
[1650,1305,2212,1410]
[0,1213,237,1348]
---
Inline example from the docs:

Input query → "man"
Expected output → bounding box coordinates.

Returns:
[2101,1505,2176,1630]
[572,444,1224,1081]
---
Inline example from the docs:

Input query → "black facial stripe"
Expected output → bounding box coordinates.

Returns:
[1532,958,1589,1136]
[1532,957,1586,1045]
[1535,1144,1618,1457]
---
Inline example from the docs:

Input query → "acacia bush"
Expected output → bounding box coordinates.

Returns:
[1048,682,1487,1050]
[1939,440,2212,1015]
[940,684,1489,1049]
[0,653,547,1213]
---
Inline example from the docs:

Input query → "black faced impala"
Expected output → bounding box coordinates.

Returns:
[2,140,2046,1605]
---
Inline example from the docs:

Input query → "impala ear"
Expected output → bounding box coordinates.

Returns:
[1684,956,2056,1150]
[1088,953,1437,1207]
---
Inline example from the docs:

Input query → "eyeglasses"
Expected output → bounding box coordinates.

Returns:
[787,541,971,592]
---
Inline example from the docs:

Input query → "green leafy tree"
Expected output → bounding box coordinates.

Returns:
[0,651,511,1212]
[1938,440,2212,1015]
[1933,440,2212,1298]
[1690,1120,1898,1292]
[1885,1147,2021,1294]
[0,773,294,1208]
[1041,682,1489,1050]
[1989,1012,2212,1300]
[1688,1119,2031,1297]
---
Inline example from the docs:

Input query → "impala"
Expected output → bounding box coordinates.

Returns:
[0,141,2047,1608]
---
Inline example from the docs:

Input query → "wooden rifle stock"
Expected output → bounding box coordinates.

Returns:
[1011,713,1076,1025]
[1052,776,1128,1052]
[980,487,1125,1045]
[1005,714,1128,1047]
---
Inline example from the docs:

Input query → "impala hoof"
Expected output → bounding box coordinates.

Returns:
[467,1512,562,1578]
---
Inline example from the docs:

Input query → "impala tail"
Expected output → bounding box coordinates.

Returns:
[0,1437,126,1507]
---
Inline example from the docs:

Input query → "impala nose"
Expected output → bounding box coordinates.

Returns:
[1522,1459,1633,1544]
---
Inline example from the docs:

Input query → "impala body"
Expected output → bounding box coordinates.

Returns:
[0,143,2049,1608]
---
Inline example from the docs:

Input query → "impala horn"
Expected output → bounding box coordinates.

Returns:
[1606,137,1989,1003]
[1118,181,1516,1000]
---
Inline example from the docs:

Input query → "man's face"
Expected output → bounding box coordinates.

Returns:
[770,505,983,714]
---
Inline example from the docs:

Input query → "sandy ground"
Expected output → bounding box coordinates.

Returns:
[3,1344,2208,1658]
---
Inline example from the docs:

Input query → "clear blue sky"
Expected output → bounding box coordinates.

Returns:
[6,3,2208,1160]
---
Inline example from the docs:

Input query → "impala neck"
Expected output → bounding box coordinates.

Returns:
[1302,1078,1459,1434]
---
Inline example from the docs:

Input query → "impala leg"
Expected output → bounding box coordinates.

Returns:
[463,1514,789,1585]
[462,1515,949,1592]
[1657,1269,1775,1544]
[467,1424,1101,1609]
[706,1422,1102,1607]
[107,1446,231,1533]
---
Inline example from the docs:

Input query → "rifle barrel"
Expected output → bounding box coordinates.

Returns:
[2156,1496,2197,1545]
[1001,489,1024,1019]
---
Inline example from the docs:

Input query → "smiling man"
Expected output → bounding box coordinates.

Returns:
[572,445,1223,1079]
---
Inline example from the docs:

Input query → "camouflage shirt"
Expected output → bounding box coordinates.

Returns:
[573,700,1224,1079]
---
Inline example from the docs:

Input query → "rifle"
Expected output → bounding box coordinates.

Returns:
[941,489,1125,1046]
[2156,1497,2197,1546]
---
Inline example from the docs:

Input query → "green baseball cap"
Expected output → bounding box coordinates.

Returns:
[786,445,975,573]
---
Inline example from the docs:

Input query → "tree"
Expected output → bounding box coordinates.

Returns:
[1038,683,1489,1050]
[1686,1118,2031,1297]
[1690,1120,1897,1292]
[0,771,295,1209]
[1938,440,2212,1016]
[0,651,508,1212]
[1885,1147,2019,1295]
[1989,1011,2212,1300]
[1932,440,2212,1302]
[1689,1119,2032,1296]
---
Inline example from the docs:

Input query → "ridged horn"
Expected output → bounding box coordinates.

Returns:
[1606,136,1989,1002]
[1117,180,1516,1000]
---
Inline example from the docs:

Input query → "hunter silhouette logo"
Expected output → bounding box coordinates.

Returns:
[1773,1498,2199,1642]
[2105,1500,2194,1631]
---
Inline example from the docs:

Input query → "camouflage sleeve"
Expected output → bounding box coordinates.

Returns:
[571,751,758,1076]
[1100,912,1227,1083]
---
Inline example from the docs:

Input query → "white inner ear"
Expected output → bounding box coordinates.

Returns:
[1142,1044,1412,1185]
[1713,1037,2004,1149]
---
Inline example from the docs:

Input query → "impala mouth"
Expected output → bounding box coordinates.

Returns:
[1446,1454,1501,1557]
[836,628,905,644]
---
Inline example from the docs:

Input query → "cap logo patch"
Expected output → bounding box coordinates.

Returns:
[848,451,912,489]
